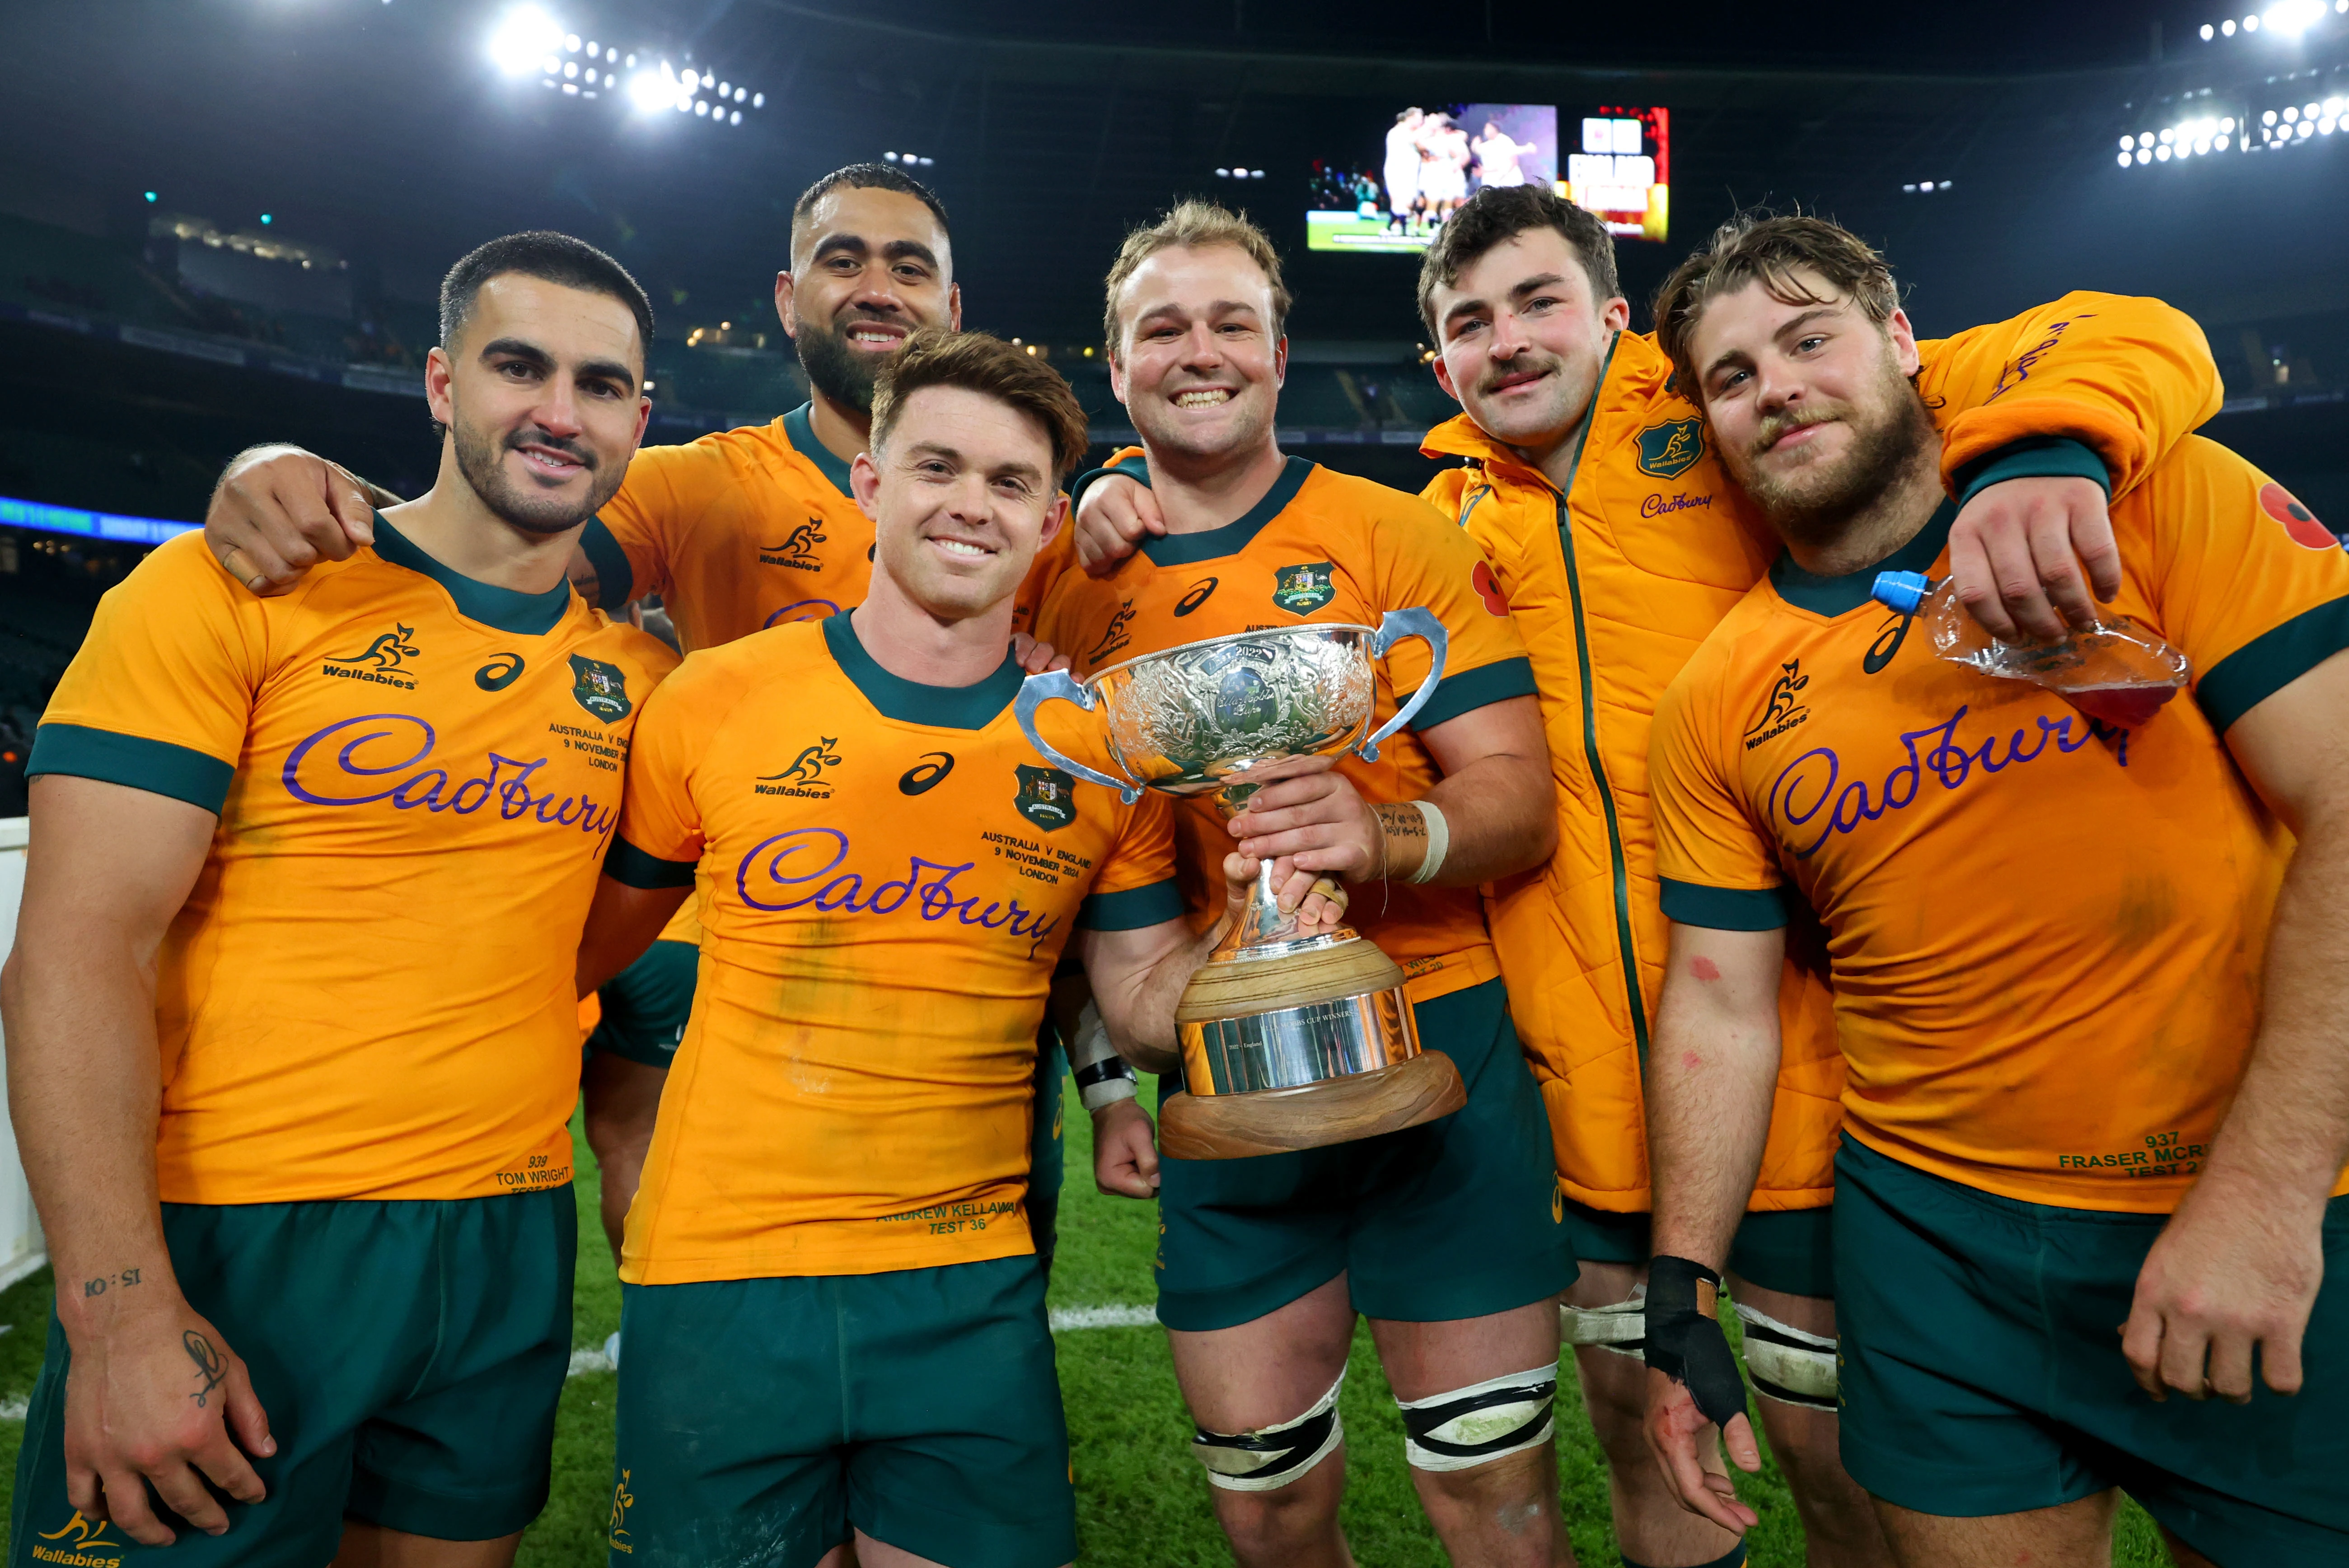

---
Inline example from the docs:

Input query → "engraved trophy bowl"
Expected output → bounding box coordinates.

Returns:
[1015,610,1468,1160]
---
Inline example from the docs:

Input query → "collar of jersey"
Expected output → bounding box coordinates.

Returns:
[782,402,856,499]
[1138,455,1316,568]
[370,513,571,635]
[1767,495,1959,619]
[824,608,1023,729]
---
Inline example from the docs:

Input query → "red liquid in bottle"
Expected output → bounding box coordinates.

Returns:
[2063,682,2178,728]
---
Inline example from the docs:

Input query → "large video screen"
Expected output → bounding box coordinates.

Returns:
[1307,103,1669,254]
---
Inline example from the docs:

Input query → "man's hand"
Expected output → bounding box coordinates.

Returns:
[1010,633,1071,675]
[1945,474,2119,642]
[206,445,380,596]
[1220,846,1348,934]
[1644,1369,1760,1535]
[64,1300,272,1544]
[1092,1098,1160,1198]
[1224,756,1388,911]
[2121,1169,2325,1403]
[1074,472,1161,575]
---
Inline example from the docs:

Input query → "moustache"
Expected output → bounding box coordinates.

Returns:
[1478,356,1561,397]
[1752,408,1840,457]
[506,429,594,471]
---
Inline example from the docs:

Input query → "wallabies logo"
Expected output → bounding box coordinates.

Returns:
[1271,561,1335,614]
[568,654,633,723]
[1636,418,1705,481]
[323,623,421,689]
[760,737,843,796]
[33,1511,125,1566]
[1743,660,1811,749]
[759,517,828,571]
[1014,764,1078,831]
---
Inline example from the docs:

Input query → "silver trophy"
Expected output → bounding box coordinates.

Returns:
[1016,610,1468,1159]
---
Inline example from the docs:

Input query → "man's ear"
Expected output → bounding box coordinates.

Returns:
[1430,345,1460,404]
[424,345,457,429]
[947,280,964,332]
[1273,334,1288,389]
[774,271,798,340]
[1106,348,1128,408]
[1601,294,1632,334]
[1037,492,1069,548]
[1886,308,1921,377]
[849,449,882,520]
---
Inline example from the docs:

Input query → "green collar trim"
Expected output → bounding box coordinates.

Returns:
[1554,332,1618,509]
[1139,456,1315,568]
[1769,497,1960,618]
[782,402,857,498]
[370,513,571,635]
[824,609,1023,729]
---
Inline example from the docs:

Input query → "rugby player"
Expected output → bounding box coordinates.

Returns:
[1039,201,1575,1568]
[1074,186,2222,1568]
[1,233,674,1567]
[576,329,1317,1568]
[1640,212,2349,1568]
[193,163,1098,1271]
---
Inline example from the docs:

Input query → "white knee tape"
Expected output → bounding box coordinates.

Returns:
[1398,1364,1558,1472]
[1733,1301,1839,1409]
[1560,1289,1647,1360]
[1191,1369,1346,1492]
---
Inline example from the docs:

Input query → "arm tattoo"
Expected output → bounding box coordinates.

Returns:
[183,1330,227,1408]
[80,1267,144,1298]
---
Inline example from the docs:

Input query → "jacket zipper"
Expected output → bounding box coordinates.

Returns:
[1549,335,1652,1067]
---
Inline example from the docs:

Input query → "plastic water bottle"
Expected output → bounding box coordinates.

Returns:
[1872,571,2190,728]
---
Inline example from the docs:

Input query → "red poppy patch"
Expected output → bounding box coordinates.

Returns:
[2261,481,2335,550]
[1472,561,1510,616]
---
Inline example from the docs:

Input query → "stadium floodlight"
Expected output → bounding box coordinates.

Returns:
[730,110,741,124]
[626,68,671,113]
[488,6,565,75]
[2223,18,2237,31]
[2203,21,2217,35]
[2243,13,2259,28]
[2263,0,2326,32]
[752,93,763,106]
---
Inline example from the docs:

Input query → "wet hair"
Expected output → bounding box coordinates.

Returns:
[1652,211,1900,401]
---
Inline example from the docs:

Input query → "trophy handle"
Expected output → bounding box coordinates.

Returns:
[1358,607,1449,763]
[1014,670,1144,804]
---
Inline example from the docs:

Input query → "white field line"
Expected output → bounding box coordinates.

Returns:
[563,1304,1160,1380]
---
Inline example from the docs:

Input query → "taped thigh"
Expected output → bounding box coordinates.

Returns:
[1733,1301,1838,1410]
[1397,1364,1558,1472]
[1561,1287,1646,1360]
[1190,1369,1346,1492]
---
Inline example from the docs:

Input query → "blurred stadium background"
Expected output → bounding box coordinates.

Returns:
[0,2,2343,1560]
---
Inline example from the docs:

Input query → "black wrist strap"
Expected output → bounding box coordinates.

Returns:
[1072,1056,1137,1091]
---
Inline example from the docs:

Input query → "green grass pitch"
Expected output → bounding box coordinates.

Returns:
[0,1083,2176,1565]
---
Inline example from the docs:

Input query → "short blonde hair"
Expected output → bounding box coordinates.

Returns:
[870,329,1092,485]
[1101,200,1293,359]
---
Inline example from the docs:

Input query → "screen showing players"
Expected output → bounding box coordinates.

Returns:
[1306,103,1668,253]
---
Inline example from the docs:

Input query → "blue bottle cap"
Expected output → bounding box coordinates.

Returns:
[1872,570,1931,616]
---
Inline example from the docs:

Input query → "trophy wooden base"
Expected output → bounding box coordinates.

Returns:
[1156,1050,1467,1162]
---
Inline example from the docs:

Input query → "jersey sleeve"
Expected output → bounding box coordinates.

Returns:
[28,533,269,813]
[2139,442,2349,734]
[1011,518,1079,639]
[578,441,701,608]
[1651,652,1791,931]
[1370,498,1536,730]
[1922,291,2221,502]
[1064,447,1151,515]
[1075,789,1184,931]
[605,662,712,888]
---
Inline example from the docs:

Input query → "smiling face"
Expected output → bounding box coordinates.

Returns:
[1109,243,1286,468]
[852,384,1067,623]
[1428,228,1627,453]
[430,272,648,534]
[777,184,962,413]
[1687,268,1934,540]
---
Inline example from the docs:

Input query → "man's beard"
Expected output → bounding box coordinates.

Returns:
[453,417,622,536]
[794,309,889,414]
[1730,369,1937,552]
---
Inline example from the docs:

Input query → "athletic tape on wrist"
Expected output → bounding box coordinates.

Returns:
[1192,1368,1347,1491]
[1644,1255,1749,1431]
[1396,1364,1558,1472]
[1066,1002,1138,1112]
[1405,800,1450,885]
